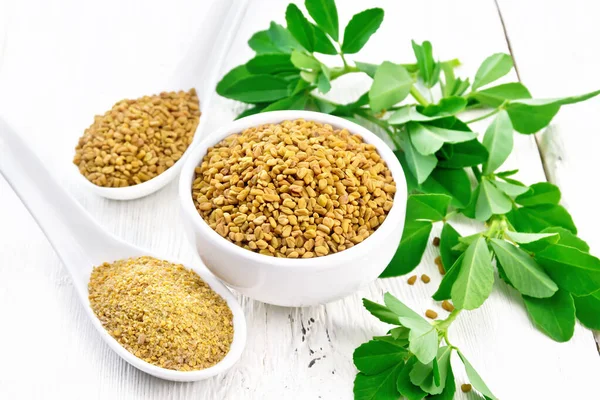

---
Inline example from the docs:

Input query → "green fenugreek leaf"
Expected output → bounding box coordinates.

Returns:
[472,53,513,90]
[353,339,407,375]
[523,289,576,342]
[341,8,384,54]
[451,237,494,310]
[305,0,339,40]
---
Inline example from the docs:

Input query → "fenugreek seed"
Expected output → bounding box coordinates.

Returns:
[407,275,417,285]
[315,246,329,256]
[442,300,455,312]
[318,224,331,234]
[264,193,280,202]
[425,309,438,319]
[421,274,431,283]
[256,239,268,250]
[432,236,440,246]
[461,384,472,393]
[283,198,297,208]
[435,256,445,275]
[88,256,232,371]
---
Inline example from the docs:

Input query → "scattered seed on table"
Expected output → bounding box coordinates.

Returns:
[432,236,440,246]
[442,300,455,312]
[461,384,473,393]
[407,275,417,285]
[192,119,396,259]
[425,309,438,319]
[435,256,445,275]
[421,274,431,283]
[74,89,200,188]
[88,256,233,371]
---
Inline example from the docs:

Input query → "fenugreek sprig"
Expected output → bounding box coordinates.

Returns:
[215,0,600,398]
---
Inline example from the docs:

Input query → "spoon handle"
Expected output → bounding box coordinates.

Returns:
[0,118,116,292]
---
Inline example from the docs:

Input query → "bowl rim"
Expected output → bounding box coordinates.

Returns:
[178,110,407,270]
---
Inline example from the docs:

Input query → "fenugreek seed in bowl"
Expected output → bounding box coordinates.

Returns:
[179,111,406,306]
[191,119,396,259]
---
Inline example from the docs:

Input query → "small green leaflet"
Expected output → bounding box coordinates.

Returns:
[267,22,304,53]
[291,50,321,70]
[504,90,600,134]
[369,62,412,112]
[428,362,456,400]
[218,75,290,103]
[311,24,337,54]
[406,194,451,222]
[403,133,438,184]
[353,340,407,374]
[407,325,438,365]
[411,40,440,88]
[341,8,384,54]
[409,346,452,395]
[420,167,472,208]
[475,178,512,221]
[491,180,529,197]
[515,182,561,206]
[471,82,532,107]
[433,253,464,301]
[489,239,558,298]
[408,122,477,155]
[354,364,403,400]
[246,54,296,74]
[472,53,513,90]
[535,244,600,296]
[397,357,427,400]
[262,95,307,112]
[457,351,498,400]
[355,61,378,78]
[388,106,445,125]
[248,30,282,54]
[538,227,589,252]
[286,4,315,52]
[451,237,494,310]
[505,230,558,245]
[381,220,432,277]
[420,97,467,116]
[508,204,577,234]
[305,0,339,40]
[216,64,252,96]
[482,110,513,174]
[523,289,576,342]
[439,223,461,271]
[516,229,570,254]
[505,101,560,134]
[436,139,489,169]
[573,291,600,330]
[384,292,428,323]
[362,298,401,325]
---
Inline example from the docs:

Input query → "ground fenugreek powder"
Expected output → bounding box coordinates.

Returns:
[88,256,233,371]
[74,89,200,187]
[192,119,396,258]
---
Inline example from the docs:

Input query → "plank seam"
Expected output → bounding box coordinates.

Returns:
[494,0,600,356]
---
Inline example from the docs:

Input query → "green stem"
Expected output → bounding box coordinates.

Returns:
[329,65,360,80]
[340,52,350,68]
[437,309,461,331]
[410,86,430,106]
[471,166,482,182]
[464,107,500,124]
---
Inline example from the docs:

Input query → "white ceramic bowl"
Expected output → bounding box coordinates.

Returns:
[179,111,407,307]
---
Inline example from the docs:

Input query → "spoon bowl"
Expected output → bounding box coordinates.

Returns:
[71,0,248,201]
[0,117,247,381]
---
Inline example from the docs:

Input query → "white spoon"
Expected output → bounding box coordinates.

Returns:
[0,117,247,382]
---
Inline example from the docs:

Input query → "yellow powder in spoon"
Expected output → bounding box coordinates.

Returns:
[88,256,233,371]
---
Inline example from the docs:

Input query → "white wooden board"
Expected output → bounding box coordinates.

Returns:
[0,0,598,399]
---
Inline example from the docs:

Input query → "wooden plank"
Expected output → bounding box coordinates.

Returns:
[0,1,598,399]
[496,0,600,345]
